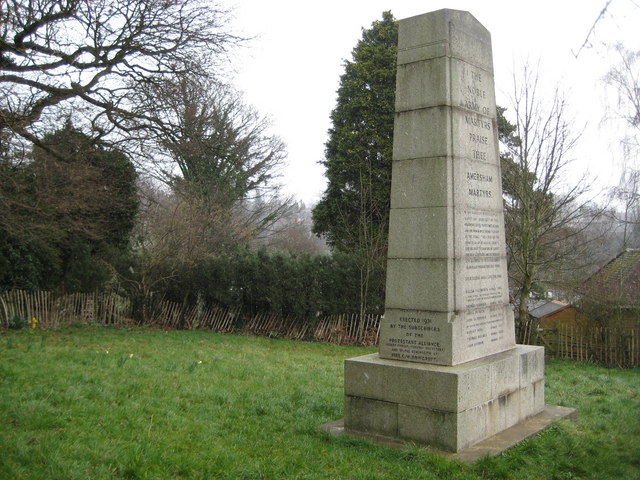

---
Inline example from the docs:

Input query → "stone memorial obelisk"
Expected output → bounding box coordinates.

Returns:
[342,9,547,453]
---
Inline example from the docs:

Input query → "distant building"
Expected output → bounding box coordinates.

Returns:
[581,249,640,307]
[578,249,640,327]
[529,300,583,328]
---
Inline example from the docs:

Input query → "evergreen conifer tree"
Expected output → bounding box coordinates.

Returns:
[312,11,397,254]
[312,12,397,314]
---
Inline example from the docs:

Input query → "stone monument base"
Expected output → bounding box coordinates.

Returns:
[343,345,545,452]
[321,405,576,463]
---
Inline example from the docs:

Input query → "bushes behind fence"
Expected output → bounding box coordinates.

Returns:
[142,247,384,322]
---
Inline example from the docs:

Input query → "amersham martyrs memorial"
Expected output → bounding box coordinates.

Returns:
[340,9,561,453]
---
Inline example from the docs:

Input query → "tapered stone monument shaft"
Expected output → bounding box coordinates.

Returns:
[378,9,515,366]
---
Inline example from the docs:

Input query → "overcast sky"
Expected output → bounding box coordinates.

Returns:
[227,0,640,204]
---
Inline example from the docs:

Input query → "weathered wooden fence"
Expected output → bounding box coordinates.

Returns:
[143,306,381,345]
[4,291,638,364]
[0,290,132,328]
[537,325,640,368]
[146,300,239,332]
[0,291,381,346]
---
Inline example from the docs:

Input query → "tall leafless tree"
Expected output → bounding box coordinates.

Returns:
[503,63,605,341]
[604,44,640,133]
[601,44,640,249]
[0,0,239,152]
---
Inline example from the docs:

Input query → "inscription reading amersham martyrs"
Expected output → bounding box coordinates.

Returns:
[467,172,493,182]
[466,170,495,198]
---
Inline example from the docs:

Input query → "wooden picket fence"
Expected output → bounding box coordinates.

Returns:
[238,312,380,345]
[146,300,239,332]
[537,324,640,368]
[0,290,381,346]
[313,313,380,345]
[0,290,132,328]
[4,290,638,365]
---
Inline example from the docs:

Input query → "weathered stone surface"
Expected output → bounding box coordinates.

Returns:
[396,10,492,70]
[519,345,545,387]
[379,8,514,366]
[345,348,542,412]
[384,258,453,313]
[321,406,577,462]
[398,404,458,451]
[387,207,451,259]
[345,353,461,411]
[392,107,451,160]
[343,347,546,451]
[344,396,397,438]
[390,157,452,208]
[340,9,553,453]
[379,304,515,366]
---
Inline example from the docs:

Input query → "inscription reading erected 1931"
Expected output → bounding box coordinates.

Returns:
[385,315,445,363]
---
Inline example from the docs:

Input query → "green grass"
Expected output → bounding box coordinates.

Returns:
[1,327,639,480]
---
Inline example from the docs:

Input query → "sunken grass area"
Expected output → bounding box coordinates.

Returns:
[1,327,639,480]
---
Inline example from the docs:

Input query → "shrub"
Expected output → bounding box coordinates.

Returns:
[8,315,27,330]
[154,247,380,322]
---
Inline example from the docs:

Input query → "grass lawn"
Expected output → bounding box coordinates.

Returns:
[1,327,639,480]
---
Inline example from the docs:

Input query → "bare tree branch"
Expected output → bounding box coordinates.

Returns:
[0,0,240,150]
[573,0,614,58]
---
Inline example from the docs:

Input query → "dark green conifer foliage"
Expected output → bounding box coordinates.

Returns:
[312,12,397,315]
[312,11,397,253]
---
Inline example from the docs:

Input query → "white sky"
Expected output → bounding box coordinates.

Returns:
[228,0,640,205]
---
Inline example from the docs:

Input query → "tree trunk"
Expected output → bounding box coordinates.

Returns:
[517,277,532,344]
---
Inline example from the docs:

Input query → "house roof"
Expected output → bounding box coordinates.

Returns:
[529,300,570,319]
[596,249,640,282]
[581,248,640,306]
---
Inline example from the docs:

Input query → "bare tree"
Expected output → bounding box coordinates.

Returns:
[257,202,329,254]
[326,164,388,322]
[608,158,640,249]
[126,180,259,322]
[138,73,293,240]
[573,0,614,57]
[137,187,255,263]
[601,44,640,248]
[503,63,604,341]
[0,0,238,151]
[604,44,640,133]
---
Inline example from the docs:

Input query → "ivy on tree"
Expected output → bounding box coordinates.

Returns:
[0,123,138,292]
